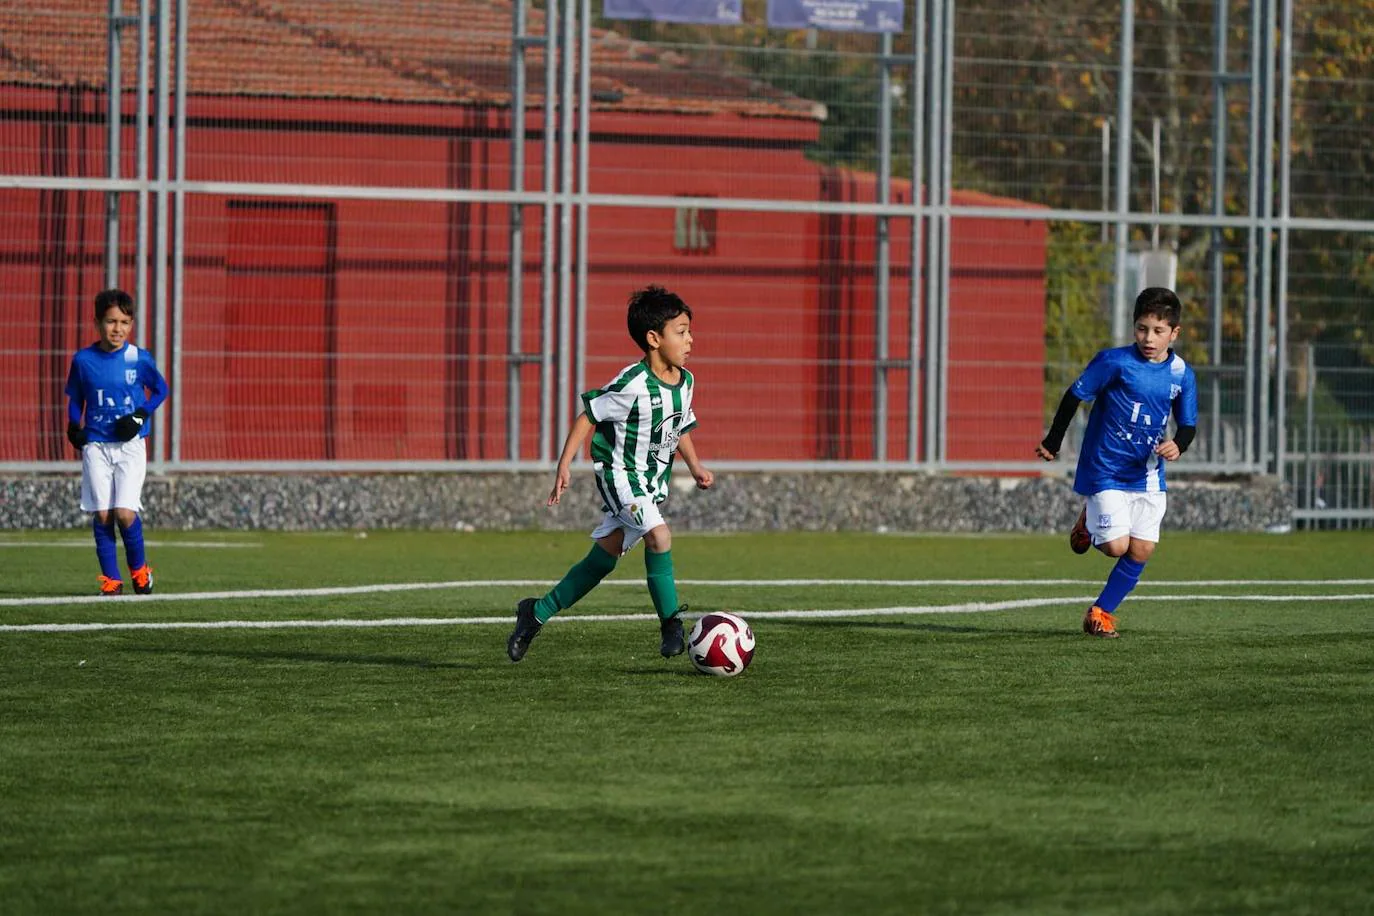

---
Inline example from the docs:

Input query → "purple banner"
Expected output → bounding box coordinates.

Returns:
[603,0,742,25]
[766,0,904,33]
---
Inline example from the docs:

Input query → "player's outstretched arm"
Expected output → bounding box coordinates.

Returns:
[548,413,595,506]
[676,432,714,489]
[1037,390,1082,461]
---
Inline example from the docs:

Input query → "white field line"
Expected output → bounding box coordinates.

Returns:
[2,593,1372,633]
[3,577,1374,609]
[0,540,260,548]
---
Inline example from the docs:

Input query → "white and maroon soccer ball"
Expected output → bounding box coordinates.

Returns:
[688,611,755,677]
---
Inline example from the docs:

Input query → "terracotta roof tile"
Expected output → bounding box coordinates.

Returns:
[2,0,822,120]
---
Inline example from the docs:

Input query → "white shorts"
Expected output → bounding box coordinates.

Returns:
[590,497,666,555]
[80,439,148,513]
[1084,489,1168,545]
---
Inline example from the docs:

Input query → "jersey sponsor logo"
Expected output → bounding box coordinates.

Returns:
[649,411,685,461]
[1114,426,1164,447]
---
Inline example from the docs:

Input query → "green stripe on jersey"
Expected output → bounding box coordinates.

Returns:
[621,401,645,497]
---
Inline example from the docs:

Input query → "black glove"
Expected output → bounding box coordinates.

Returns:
[66,422,87,451]
[113,408,149,442]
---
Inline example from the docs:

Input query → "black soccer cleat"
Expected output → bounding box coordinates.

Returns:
[659,605,687,658]
[507,597,542,662]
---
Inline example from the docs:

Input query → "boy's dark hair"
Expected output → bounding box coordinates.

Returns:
[1133,287,1182,327]
[627,285,692,352]
[94,288,135,322]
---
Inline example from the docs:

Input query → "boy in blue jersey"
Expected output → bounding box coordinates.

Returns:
[64,289,170,596]
[1036,287,1198,637]
[508,286,714,662]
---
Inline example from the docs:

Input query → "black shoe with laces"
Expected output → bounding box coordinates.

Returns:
[507,597,542,662]
[659,605,687,658]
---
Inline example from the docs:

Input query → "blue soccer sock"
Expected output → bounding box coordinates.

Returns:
[119,516,147,571]
[1095,555,1146,614]
[92,517,121,580]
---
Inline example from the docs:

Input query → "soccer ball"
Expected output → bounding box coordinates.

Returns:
[688,611,755,677]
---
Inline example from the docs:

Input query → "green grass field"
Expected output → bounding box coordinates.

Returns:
[2,530,1372,915]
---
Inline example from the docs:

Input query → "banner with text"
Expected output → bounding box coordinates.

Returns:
[766,0,904,32]
[603,0,743,25]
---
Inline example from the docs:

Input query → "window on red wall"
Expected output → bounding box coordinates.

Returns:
[673,203,716,254]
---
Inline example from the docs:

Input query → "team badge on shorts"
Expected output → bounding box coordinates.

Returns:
[1098,513,1112,528]
[630,503,644,527]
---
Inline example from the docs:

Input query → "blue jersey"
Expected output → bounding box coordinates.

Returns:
[65,343,170,443]
[1070,345,1198,495]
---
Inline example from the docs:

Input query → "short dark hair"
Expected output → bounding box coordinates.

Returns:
[1133,287,1182,327]
[626,285,692,352]
[94,288,135,322]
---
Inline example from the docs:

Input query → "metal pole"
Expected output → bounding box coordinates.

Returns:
[105,0,126,288]
[1274,0,1293,481]
[507,0,528,461]
[922,0,943,464]
[874,30,893,462]
[539,0,558,462]
[1150,116,1160,250]
[556,0,575,444]
[134,0,150,332]
[937,0,954,463]
[1208,0,1229,462]
[906,0,927,464]
[170,0,188,464]
[575,0,591,406]
[1100,118,1110,244]
[151,0,171,468]
[1258,0,1276,472]
[1243,0,1261,467]
[1304,342,1314,517]
[1110,0,1136,346]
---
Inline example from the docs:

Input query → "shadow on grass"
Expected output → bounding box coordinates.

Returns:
[618,664,704,678]
[762,618,1076,638]
[122,645,472,670]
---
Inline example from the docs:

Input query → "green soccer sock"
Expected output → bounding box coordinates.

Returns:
[644,548,679,621]
[535,544,618,622]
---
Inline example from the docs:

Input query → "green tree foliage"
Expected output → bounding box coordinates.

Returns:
[1043,222,1113,410]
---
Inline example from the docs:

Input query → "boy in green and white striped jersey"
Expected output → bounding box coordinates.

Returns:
[508,286,715,663]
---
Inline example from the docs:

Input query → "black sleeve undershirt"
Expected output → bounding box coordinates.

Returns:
[1173,424,1196,454]
[1040,390,1081,455]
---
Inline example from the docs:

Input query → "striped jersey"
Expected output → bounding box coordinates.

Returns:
[1071,345,1198,495]
[582,361,698,508]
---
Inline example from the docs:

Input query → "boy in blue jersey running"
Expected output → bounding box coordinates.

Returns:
[508,286,714,662]
[1036,287,1198,638]
[64,289,170,596]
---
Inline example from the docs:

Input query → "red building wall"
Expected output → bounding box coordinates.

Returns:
[0,86,1047,464]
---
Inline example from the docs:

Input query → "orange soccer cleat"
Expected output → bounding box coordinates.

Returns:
[98,575,124,596]
[130,564,155,595]
[1082,605,1119,639]
[1069,508,1092,555]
